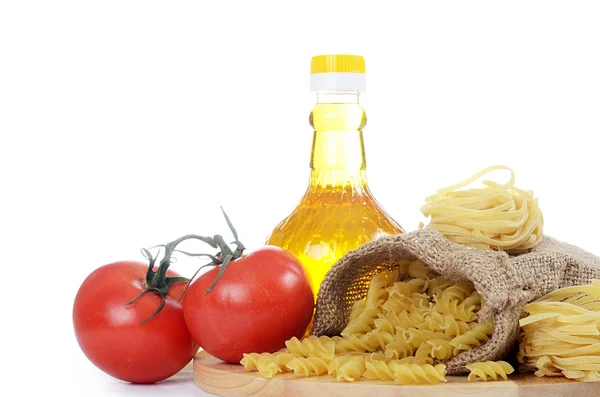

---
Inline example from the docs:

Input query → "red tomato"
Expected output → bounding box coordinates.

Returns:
[73,261,199,384]
[183,246,314,363]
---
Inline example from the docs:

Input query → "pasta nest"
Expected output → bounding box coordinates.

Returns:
[420,165,543,253]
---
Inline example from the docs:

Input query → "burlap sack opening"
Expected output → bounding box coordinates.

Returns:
[311,229,600,375]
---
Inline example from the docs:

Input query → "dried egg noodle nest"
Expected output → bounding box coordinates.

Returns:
[518,281,600,382]
[421,166,543,253]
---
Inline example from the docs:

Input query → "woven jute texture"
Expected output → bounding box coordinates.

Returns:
[311,228,600,374]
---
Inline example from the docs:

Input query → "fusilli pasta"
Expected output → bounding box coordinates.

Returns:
[466,361,515,381]
[393,363,447,385]
[286,356,330,377]
[240,352,295,378]
[242,261,504,384]
[285,336,335,360]
[327,355,365,382]
[450,320,494,355]
[341,269,397,336]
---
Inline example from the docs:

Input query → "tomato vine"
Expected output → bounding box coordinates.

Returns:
[125,207,246,323]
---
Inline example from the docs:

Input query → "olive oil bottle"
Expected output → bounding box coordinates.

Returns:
[266,54,405,299]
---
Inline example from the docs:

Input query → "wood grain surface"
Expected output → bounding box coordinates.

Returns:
[194,351,600,397]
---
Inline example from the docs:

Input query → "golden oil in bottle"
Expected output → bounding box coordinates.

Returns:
[265,55,404,299]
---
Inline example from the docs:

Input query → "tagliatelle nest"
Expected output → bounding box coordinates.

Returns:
[420,165,543,253]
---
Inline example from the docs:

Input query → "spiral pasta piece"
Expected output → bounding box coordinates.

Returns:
[363,351,388,362]
[348,298,366,322]
[414,344,436,365]
[405,277,428,293]
[392,363,447,385]
[366,270,398,306]
[341,307,380,335]
[361,329,396,351]
[342,270,397,336]
[411,293,432,309]
[466,361,515,381]
[385,308,425,330]
[396,356,422,365]
[384,340,416,360]
[285,336,335,360]
[427,339,454,361]
[450,321,494,355]
[386,279,426,298]
[286,357,330,377]
[420,165,543,253]
[424,276,454,297]
[331,335,374,354]
[363,359,396,381]
[440,315,473,337]
[442,282,475,302]
[401,328,449,349]
[418,312,448,333]
[240,352,296,378]
[382,295,412,314]
[373,315,397,334]
[327,355,365,382]
[434,295,478,322]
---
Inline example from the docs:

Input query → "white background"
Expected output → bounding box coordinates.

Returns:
[2,1,599,396]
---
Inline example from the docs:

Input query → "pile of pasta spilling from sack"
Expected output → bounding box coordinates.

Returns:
[240,166,600,384]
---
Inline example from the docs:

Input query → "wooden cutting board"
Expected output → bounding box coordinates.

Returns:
[194,351,600,397]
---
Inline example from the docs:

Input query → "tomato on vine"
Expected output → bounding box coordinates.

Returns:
[73,208,314,382]
[72,236,209,384]
[179,209,314,363]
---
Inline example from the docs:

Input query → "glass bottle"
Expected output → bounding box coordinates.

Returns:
[265,54,405,298]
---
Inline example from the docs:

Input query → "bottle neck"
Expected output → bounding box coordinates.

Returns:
[309,91,368,189]
[316,91,360,104]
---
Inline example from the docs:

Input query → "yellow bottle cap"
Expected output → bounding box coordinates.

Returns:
[310,54,366,91]
[310,54,366,74]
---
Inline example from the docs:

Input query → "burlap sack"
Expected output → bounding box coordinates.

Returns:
[311,228,600,374]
